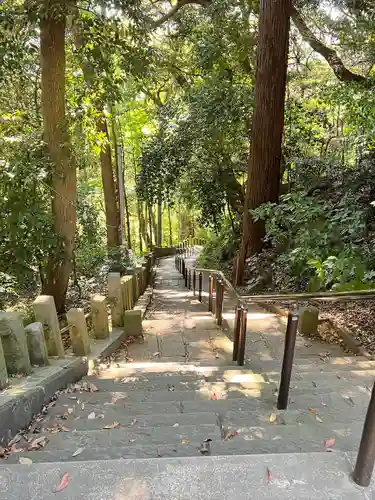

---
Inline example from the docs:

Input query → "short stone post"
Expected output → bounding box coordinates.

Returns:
[121,276,133,311]
[298,306,319,337]
[33,295,65,358]
[66,308,91,356]
[124,310,142,338]
[25,322,49,366]
[0,337,8,389]
[108,272,123,327]
[90,295,109,339]
[0,312,32,375]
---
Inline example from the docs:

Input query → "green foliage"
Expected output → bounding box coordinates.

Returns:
[197,222,238,270]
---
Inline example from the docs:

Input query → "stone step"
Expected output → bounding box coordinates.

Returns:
[92,361,238,375]
[250,356,372,374]
[0,453,365,499]
[266,369,375,384]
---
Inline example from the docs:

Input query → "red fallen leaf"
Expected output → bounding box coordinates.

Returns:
[267,468,272,482]
[324,438,336,450]
[308,408,317,415]
[210,393,217,400]
[55,472,69,492]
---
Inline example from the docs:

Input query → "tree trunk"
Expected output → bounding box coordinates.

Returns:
[40,3,76,313]
[157,200,162,247]
[124,174,132,249]
[142,203,151,249]
[236,0,292,285]
[168,205,173,246]
[148,203,154,249]
[97,117,120,248]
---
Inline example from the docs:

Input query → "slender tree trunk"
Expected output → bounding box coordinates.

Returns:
[236,0,292,285]
[98,117,120,248]
[124,177,132,249]
[151,205,157,242]
[142,203,151,249]
[40,3,77,313]
[168,205,173,246]
[157,200,162,247]
[148,203,154,249]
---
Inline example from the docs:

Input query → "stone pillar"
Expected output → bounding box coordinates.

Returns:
[108,272,123,327]
[124,310,142,338]
[299,306,319,337]
[121,276,133,311]
[134,266,143,301]
[0,335,8,389]
[90,295,109,339]
[33,295,65,358]
[25,322,49,366]
[0,312,32,375]
[67,308,91,356]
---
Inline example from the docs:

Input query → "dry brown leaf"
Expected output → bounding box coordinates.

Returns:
[19,457,32,465]
[223,429,238,441]
[269,413,277,424]
[182,439,190,445]
[103,422,120,429]
[55,472,70,492]
[72,447,84,457]
[87,412,96,420]
[8,434,22,447]
[0,446,5,458]
[308,408,317,415]
[29,436,48,450]
[324,438,336,450]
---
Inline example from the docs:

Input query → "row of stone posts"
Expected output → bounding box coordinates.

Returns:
[0,257,154,391]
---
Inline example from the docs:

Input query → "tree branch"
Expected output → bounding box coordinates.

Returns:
[153,0,211,28]
[291,6,372,88]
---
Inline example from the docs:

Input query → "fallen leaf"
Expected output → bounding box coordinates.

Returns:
[223,429,238,441]
[308,408,317,415]
[210,393,217,400]
[0,446,5,458]
[321,401,327,407]
[72,447,84,457]
[129,439,136,443]
[152,352,160,357]
[87,412,96,420]
[324,438,336,450]
[182,439,190,444]
[55,472,70,492]
[312,381,317,388]
[269,413,277,424]
[7,434,22,447]
[267,468,272,482]
[336,375,342,379]
[199,440,211,455]
[103,422,120,429]
[88,383,99,392]
[67,408,74,415]
[131,418,137,426]
[215,353,220,359]
[68,396,77,400]
[29,436,48,450]
[19,457,32,465]
[316,416,323,423]
[81,403,85,410]
[157,447,162,457]
[173,423,179,428]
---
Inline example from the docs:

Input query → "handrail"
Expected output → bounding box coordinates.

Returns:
[177,246,375,487]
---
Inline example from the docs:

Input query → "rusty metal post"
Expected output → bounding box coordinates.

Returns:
[353,381,375,487]
[277,311,300,410]
[237,307,247,366]
[208,275,214,312]
[198,272,203,302]
[233,305,242,361]
[193,270,196,296]
[184,267,188,287]
[182,258,185,277]
[217,280,224,326]
[188,269,191,289]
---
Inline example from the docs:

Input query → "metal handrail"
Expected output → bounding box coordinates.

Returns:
[177,248,375,487]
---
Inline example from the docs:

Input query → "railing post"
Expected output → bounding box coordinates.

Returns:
[237,307,247,366]
[185,267,188,288]
[182,258,185,277]
[277,311,299,410]
[198,272,203,302]
[208,275,214,312]
[188,269,191,289]
[233,304,242,361]
[193,270,196,296]
[353,381,375,487]
[217,280,224,326]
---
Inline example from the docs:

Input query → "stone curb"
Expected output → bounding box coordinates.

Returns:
[0,281,155,446]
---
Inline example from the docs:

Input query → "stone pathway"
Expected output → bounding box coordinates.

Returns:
[127,254,233,364]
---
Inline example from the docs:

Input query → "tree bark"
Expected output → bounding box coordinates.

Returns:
[236,0,292,285]
[40,3,76,312]
[97,117,120,248]
[168,205,173,246]
[157,200,162,247]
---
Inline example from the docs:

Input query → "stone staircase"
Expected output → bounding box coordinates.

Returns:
[1,254,375,498]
